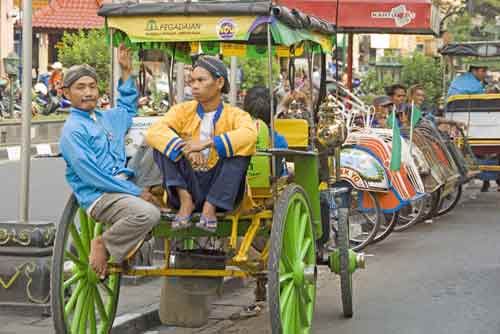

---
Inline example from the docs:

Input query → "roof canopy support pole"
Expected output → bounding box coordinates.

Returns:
[229,56,238,105]
[267,20,276,179]
[347,33,354,91]
[176,62,185,103]
[110,28,118,106]
[19,0,33,222]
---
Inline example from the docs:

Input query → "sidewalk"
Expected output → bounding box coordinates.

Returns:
[0,275,249,334]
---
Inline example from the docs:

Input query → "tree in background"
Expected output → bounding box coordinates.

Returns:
[236,57,280,91]
[57,29,110,93]
[361,53,443,105]
[400,53,443,105]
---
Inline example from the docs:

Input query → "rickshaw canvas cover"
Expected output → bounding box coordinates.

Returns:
[107,16,259,43]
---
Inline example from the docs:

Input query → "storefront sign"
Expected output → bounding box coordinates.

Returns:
[371,5,416,27]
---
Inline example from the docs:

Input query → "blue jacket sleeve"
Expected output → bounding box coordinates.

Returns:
[274,132,288,149]
[60,130,142,196]
[108,78,138,132]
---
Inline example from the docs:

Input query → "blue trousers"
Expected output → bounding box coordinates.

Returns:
[153,151,250,212]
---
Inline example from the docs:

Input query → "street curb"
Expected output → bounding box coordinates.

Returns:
[111,276,248,334]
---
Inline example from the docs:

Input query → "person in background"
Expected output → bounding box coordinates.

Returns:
[244,86,288,149]
[447,65,487,97]
[371,95,393,128]
[48,61,64,96]
[386,84,407,113]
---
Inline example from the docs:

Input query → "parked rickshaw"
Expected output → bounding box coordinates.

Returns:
[50,2,366,334]
[441,41,496,185]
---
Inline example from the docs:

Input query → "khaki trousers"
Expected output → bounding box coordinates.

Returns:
[90,193,161,263]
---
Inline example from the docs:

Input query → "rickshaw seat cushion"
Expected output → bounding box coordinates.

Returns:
[275,119,309,148]
[446,94,500,113]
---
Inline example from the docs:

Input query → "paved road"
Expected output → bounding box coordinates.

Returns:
[145,186,500,334]
[0,158,69,222]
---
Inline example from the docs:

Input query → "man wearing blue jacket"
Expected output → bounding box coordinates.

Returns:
[59,45,160,278]
[447,65,487,97]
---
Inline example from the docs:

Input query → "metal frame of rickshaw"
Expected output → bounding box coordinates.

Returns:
[50,2,367,334]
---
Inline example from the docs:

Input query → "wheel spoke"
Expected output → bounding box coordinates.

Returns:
[279,272,293,284]
[297,212,308,250]
[281,288,296,333]
[88,216,96,241]
[64,251,86,269]
[279,281,294,315]
[69,223,89,260]
[79,210,91,255]
[98,280,114,298]
[280,254,293,273]
[70,285,89,333]
[63,272,84,290]
[299,238,313,262]
[298,283,312,305]
[292,200,302,237]
[89,294,97,334]
[94,222,104,238]
[64,280,84,316]
[296,284,313,330]
[94,285,109,323]
[79,287,92,334]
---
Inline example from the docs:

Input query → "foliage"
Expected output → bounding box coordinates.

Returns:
[226,57,280,91]
[361,53,443,105]
[56,29,110,93]
[400,53,443,105]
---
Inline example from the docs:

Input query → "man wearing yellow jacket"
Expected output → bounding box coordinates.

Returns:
[146,56,257,232]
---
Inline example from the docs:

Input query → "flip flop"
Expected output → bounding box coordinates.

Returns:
[171,215,192,231]
[195,215,218,233]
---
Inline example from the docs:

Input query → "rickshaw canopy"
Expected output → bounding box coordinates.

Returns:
[439,41,500,57]
[98,0,336,55]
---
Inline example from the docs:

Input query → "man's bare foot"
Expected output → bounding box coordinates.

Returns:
[89,237,108,279]
[177,188,195,217]
[201,201,217,220]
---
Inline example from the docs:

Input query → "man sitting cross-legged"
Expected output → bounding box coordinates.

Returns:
[59,45,161,279]
[146,56,258,232]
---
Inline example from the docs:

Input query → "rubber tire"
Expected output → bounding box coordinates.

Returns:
[51,195,121,334]
[268,184,317,334]
[420,188,442,222]
[348,191,382,251]
[337,207,353,318]
[436,185,462,217]
[393,198,425,232]
[371,211,398,245]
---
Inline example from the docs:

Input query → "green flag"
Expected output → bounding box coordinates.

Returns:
[387,110,402,171]
[410,106,422,127]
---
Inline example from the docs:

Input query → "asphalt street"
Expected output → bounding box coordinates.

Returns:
[0,158,70,222]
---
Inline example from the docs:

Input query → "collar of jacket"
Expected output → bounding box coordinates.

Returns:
[70,107,98,119]
[196,102,224,125]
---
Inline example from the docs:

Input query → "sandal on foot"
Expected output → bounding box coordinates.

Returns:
[171,215,192,231]
[195,215,218,233]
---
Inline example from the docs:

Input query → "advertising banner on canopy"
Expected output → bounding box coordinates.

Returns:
[276,0,440,35]
[107,15,260,43]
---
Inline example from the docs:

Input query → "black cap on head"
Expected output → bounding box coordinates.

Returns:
[63,64,98,88]
[373,95,393,107]
[193,55,230,94]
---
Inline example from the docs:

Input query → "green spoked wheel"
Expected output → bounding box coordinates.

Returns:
[268,184,317,334]
[51,195,121,334]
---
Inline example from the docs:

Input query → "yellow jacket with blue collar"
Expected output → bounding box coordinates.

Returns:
[146,101,257,169]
